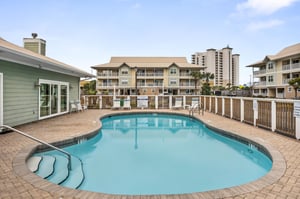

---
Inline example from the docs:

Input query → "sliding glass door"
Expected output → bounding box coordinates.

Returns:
[39,80,69,119]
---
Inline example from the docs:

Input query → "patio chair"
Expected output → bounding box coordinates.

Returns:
[185,97,199,110]
[172,97,183,109]
[123,97,131,109]
[112,98,121,109]
[75,100,83,112]
[70,100,77,113]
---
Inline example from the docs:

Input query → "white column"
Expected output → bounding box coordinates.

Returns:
[222,97,225,116]
[183,96,186,109]
[155,95,158,109]
[169,95,172,109]
[215,97,218,114]
[230,98,233,118]
[253,99,258,126]
[296,118,300,139]
[271,100,276,131]
[240,98,244,122]
[99,96,102,109]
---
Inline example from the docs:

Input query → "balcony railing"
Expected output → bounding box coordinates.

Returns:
[253,81,266,87]
[292,63,300,70]
[97,72,119,77]
[137,73,163,77]
[283,79,291,84]
[282,64,290,70]
[253,70,266,76]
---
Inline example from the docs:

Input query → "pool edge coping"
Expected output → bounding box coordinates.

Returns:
[12,110,287,199]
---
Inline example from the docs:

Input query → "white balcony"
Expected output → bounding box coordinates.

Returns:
[253,70,266,77]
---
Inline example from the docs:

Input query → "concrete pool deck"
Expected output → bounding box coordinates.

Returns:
[0,109,299,198]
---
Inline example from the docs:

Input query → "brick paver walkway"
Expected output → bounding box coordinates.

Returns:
[0,109,299,198]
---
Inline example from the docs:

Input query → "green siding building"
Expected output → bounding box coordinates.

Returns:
[0,37,91,129]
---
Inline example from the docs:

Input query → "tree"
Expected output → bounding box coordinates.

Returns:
[288,77,300,98]
[190,71,203,94]
[202,72,215,83]
[82,80,97,95]
[200,72,215,95]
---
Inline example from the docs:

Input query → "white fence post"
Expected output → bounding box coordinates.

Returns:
[296,118,300,139]
[155,95,158,109]
[99,96,102,109]
[253,99,258,127]
[215,97,218,114]
[230,98,233,119]
[271,100,276,131]
[183,96,186,109]
[222,97,225,116]
[169,95,172,109]
[240,98,244,122]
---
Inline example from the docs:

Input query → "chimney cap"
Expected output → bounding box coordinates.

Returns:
[32,33,38,39]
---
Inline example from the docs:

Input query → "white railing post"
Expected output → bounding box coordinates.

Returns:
[169,95,172,109]
[183,96,186,109]
[222,97,225,116]
[296,118,300,139]
[99,96,102,109]
[209,96,212,112]
[155,95,158,109]
[253,99,258,127]
[271,100,276,131]
[240,98,244,122]
[294,101,300,139]
[215,97,218,114]
[230,98,233,119]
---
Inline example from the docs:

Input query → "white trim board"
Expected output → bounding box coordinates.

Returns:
[0,73,3,127]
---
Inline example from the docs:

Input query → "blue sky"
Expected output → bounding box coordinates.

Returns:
[1,0,299,84]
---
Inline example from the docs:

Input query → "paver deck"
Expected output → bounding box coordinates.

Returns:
[0,109,299,199]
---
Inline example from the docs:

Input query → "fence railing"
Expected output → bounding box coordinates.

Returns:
[80,95,300,139]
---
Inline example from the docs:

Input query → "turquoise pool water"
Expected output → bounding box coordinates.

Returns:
[39,113,272,195]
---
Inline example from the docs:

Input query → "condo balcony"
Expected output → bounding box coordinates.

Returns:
[253,69,266,77]
[253,81,266,87]
[97,72,119,78]
[282,63,300,71]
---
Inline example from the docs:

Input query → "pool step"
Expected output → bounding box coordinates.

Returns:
[27,154,85,189]
[27,156,42,172]
[34,155,55,178]
[46,155,69,184]
[60,156,85,189]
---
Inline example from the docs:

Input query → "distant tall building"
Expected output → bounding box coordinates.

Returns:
[191,46,240,87]
[23,33,46,56]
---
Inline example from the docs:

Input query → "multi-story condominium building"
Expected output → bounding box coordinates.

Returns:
[92,57,205,95]
[191,46,240,87]
[247,43,300,99]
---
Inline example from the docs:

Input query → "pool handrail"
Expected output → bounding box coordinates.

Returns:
[0,124,72,170]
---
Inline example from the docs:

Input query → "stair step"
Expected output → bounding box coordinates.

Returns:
[46,155,69,185]
[60,156,85,189]
[27,156,42,172]
[35,155,55,178]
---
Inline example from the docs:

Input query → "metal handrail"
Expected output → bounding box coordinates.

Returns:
[1,125,72,170]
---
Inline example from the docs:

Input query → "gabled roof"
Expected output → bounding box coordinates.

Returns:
[0,37,93,77]
[246,43,300,68]
[92,57,204,69]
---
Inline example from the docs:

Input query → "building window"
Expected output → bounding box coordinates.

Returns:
[170,79,177,85]
[268,76,274,82]
[121,70,128,75]
[268,63,274,70]
[121,80,128,85]
[170,68,177,75]
[288,87,292,92]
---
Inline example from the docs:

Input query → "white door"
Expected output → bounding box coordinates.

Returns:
[0,73,3,126]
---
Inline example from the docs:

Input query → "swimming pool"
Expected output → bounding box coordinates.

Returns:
[36,113,272,195]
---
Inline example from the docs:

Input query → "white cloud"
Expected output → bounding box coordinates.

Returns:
[236,0,299,16]
[246,19,284,31]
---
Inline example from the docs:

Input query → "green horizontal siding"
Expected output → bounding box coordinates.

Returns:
[0,60,80,127]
